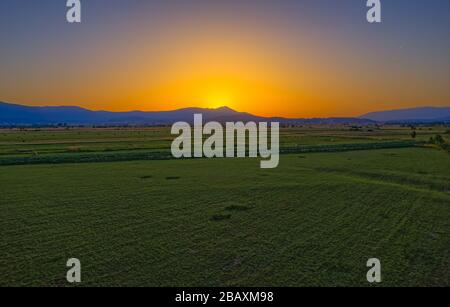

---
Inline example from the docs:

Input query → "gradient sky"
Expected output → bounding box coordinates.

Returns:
[1,0,449,117]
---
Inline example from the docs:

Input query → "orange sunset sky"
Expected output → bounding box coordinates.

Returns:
[0,1,449,117]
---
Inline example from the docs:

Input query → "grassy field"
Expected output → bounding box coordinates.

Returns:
[0,126,449,286]
[0,125,447,157]
[0,125,448,166]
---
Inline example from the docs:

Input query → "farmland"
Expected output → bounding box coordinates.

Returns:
[0,125,447,165]
[0,126,449,286]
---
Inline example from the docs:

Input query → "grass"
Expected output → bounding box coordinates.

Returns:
[1,125,447,157]
[0,144,449,287]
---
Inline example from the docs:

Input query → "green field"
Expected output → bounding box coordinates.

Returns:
[0,126,449,286]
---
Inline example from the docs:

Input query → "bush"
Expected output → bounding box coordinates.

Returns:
[211,214,231,222]
[434,135,445,146]
[429,135,450,153]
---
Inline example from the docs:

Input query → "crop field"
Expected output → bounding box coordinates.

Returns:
[0,126,449,286]
[0,125,448,165]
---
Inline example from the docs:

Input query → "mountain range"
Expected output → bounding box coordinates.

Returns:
[0,101,449,126]
[360,107,450,123]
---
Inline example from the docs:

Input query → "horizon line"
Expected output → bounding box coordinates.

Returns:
[1,100,449,120]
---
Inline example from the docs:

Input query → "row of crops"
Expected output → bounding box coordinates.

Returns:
[0,141,421,166]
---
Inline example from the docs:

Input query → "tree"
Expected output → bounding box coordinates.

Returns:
[434,135,445,146]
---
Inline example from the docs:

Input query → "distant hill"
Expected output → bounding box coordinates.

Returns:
[360,107,450,123]
[0,101,375,126]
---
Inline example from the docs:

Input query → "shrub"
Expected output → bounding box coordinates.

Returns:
[434,135,445,146]
[211,214,231,222]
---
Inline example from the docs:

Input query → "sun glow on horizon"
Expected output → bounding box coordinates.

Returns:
[203,90,235,109]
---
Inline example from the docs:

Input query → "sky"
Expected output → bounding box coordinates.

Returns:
[0,0,449,117]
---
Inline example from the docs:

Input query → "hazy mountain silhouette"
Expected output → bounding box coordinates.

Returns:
[360,106,450,123]
[0,101,377,126]
[4,101,447,125]
[0,102,265,125]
